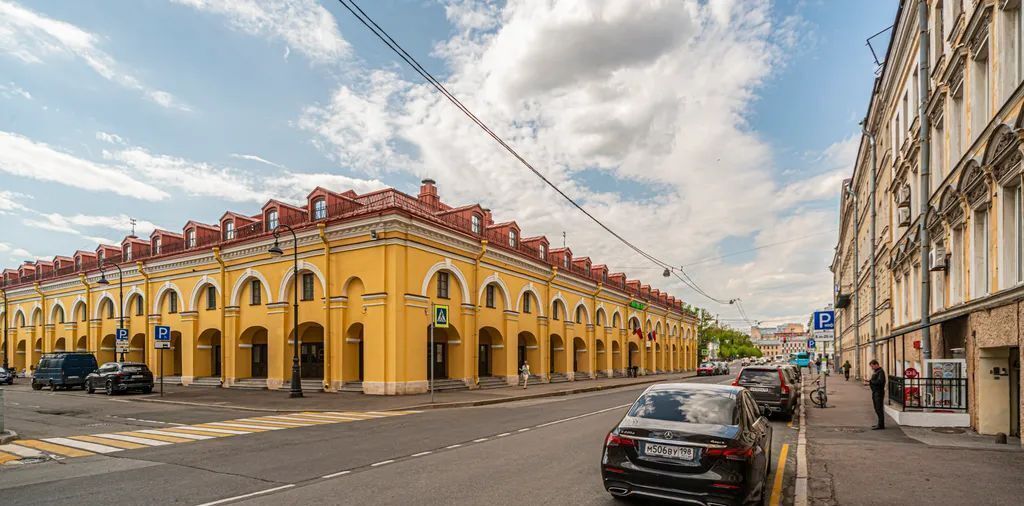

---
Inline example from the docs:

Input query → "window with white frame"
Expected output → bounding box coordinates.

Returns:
[125,244,132,261]
[951,89,965,163]
[471,214,481,234]
[1001,181,1023,286]
[313,198,327,220]
[154,236,161,254]
[508,229,517,248]
[539,244,547,260]
[267,210,279,231]
[224,220,235,240]
[973,207,990,296]
[971,49,990,141]
[951,224,964,304]
[186,229,196,248]
[932,241,945,312]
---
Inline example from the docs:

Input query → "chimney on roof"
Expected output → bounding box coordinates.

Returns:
[419,178,440,208]
[482,208,493,226]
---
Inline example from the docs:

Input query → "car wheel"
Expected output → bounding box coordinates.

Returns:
[105,380,114,396]
[142,386,153,394]
[87,382,95,394]
[49,381,57,392]
[31,381,42,391]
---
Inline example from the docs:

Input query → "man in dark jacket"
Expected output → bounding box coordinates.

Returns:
[868,359,886,429]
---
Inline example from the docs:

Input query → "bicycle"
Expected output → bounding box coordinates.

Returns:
[810,378,828,408]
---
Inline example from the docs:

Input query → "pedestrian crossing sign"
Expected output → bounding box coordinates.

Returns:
[433,304,449,328]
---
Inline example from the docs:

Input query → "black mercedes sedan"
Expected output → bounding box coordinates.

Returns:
[602,383,773,505]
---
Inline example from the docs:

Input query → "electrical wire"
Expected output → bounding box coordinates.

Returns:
[336,0,736,307]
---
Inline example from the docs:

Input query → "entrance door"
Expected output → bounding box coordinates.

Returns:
[300,342,324,379]
[1011,347,1021,437]
[478,344,491,377]
[358,340,364,381]
[428,342,447,380]
[212,345,222,376]
[518,345,526,369]
[251,344,268,378]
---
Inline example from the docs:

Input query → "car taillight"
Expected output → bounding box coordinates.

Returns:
[706,446,753,461]
[605,432,636,447]
[779,369,790,394]
[731,374,740,386]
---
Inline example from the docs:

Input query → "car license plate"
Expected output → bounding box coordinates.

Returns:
[644,443,693,461]
[749,387,770,392]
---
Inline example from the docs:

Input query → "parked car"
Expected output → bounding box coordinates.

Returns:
[86,362,154,395]
[741,359,750,367]
[732,365,798,420]
[697,362,716,376]
[0,366,15,385]
[602,383,773,504]
[31,352,98,391]
[779,363,802,384]
[719,361,731,375]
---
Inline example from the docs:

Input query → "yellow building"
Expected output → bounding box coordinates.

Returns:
[0,180,697,395]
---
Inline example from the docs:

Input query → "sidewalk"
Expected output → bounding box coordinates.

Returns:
[121,372,696,412]
[804,373,1024,506]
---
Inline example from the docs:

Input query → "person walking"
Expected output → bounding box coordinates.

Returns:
[869,359,886,430]
[520,361,531,389]
[814,356,822,374]
[842,360,852,381]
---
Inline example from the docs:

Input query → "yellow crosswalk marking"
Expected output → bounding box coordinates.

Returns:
[119,431,194,443]
[160,427,232,437]
[72,435,146,450]
[16,439,94,458]
[0,451,20,464]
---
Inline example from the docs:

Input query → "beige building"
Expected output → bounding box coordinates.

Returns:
[834,0,1023,436]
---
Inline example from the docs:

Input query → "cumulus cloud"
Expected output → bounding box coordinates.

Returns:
[0,0,189,110]
[25,212,158,242]
[171,0,350,64]
[0,81,31,100]
[0,131,169,200]
[297,0,835,323]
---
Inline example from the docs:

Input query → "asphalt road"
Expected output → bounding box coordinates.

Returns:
[0,373,796,505]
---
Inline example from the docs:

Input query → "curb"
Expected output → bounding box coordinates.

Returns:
[794,377,809,506]
[0,430,18,444]
[123,373,696,413]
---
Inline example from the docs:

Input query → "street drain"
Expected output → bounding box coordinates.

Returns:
[931,427,965,434]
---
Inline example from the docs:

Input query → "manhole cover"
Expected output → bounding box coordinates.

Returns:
[931,427,965,434]
[832,427,865,433]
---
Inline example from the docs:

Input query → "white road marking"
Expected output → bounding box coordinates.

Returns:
[206,422,283,431]
[517,428,530,432]
[295,413,360,421]
[43,437,122,454]
[186,426,251,435]
[370,459,394,467]
[410,451,432,457]
[445,444,462,449]
[96,434,172,446]
[321,470,351,479]
[472,438,488,443]
[495,432,511,437]
[0,444,45,458]
[195,484,295,506]
[534,403,631,428]
[137,429,215,440]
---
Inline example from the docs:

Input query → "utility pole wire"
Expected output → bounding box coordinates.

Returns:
[335,0,734,306]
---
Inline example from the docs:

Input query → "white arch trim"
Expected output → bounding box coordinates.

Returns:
[152,282,184,314]
[572,300,591,325]
[478,273,512,309]
[420,258,471,302]
[30,304,43,326]
[188,274,223,312]
[277,260,327,303]
[514,283,545,317]
[71,296,87,320]
[230,268,272,306]
[550,292,569,319]
[122,286,144,316]
[12,307,26,326]
[49,299,67,323]
[610,309,622,327]
[94,291,117,320]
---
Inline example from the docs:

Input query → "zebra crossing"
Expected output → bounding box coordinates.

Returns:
[0,410,419,466]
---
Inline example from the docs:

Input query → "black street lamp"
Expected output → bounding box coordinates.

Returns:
[96,261,125,363]
[269,224,302,398]
[1,281,8,370]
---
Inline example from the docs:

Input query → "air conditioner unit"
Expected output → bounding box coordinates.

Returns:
[898,207,911,227]
[929,247,947,271]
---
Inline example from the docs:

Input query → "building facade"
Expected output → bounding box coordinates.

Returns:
[0,180,697,395]
[834,0,1024,436]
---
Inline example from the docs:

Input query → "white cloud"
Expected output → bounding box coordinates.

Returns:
[0,0,189,110]
[230,153,287,169]
[25,212,158,242]
[95,131,125,144]
[298,0,834,323]
[172,0,350,64]
[0,81,31,100]
[0,242,34,262]
[0,130,169,200]
[263,172,387,202]
[0,190,30,213]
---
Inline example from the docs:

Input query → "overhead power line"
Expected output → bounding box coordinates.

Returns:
[335,0,735,306]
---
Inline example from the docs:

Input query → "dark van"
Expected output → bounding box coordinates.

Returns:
[32,353,99,391]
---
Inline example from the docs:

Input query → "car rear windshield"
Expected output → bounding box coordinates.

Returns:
[739,369,781,385]
[627,389,736,425]
[122,365,149,373]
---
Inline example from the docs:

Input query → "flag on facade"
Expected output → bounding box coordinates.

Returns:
[633,326,644,339]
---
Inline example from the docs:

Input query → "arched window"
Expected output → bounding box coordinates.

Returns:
[135,296,144,316]
[508,230,517,248]
[485,284,496,308]
[168,291,178,313]
[186,229,196,248]
[552,301,560,321]
[250,279,262,305]
[313,198,327,220]
[267,210,279,231]
[78,304,87,322]
[206,285,217,310]
[471,214,482,234]
[106,300,115,319]
[437,272,450,299]
[55,306,65,324]
[224,220,235,240]
[575,305,584,324]
[523,293,532,314]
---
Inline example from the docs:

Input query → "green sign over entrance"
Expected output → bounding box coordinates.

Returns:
[629,300,647,311]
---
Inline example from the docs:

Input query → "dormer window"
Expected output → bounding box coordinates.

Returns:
[75,257,82,270]
[313,198,327,220]
[509,230,517,248]
[124,245,132,261]
[224,220,235,240]
[471,214,482,234]
[97,251,104,263]
[563,255,569,269]
[154,237,162,254]
[186,229,196,248]
[540,244,547,260]
[267,210,279,231]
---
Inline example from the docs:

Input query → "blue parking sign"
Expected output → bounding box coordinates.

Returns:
[154,325,171,349]
[813,310,834,331]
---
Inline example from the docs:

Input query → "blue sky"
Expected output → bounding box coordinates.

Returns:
[0,0,897,325]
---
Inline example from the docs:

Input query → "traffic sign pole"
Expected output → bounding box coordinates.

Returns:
[429,320,434,404]
[160,347,164,397]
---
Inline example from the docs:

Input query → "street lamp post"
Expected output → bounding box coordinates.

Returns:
[269,224,303,398]
[97,261,125,363]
